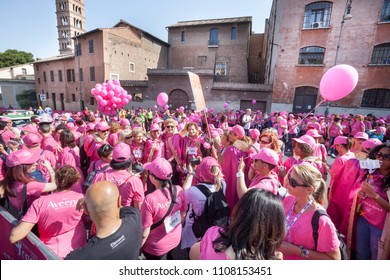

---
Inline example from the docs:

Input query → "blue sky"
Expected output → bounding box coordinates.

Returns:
[0,0,273,59]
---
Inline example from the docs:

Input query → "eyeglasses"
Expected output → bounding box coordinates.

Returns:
[166,126,174,129]
[260,140,271,144]
[100,130,109,133]
[287,174,310,188]
[374,152,390,161]
[125,136,132,140]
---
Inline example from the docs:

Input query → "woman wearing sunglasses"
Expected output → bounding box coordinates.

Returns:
[348,144,390,260]
[279,163,341,260]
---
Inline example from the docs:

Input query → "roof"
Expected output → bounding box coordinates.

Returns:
[167,16,252,28]
[33,54,74,64]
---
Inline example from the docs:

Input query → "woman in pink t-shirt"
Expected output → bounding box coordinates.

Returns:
[190,188,285,260]
[350,114,365,137]
[58,129,81,169]
[279,163,341,260]
[9,165,86,259]
[181,122,203,170]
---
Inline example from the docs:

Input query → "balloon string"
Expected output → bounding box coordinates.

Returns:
[280,99,326,139]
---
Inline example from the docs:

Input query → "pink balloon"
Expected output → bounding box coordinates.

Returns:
[113,79,120,85]
[164,104,169,110]
[209,108,214,113]
[179,106,184,112]
[95,83,102,89]
[154,105,158,109]
[252,99,256,105]
[101,90,108,97]
[128,95,132,101]
[112,103,117,109]
[96,95,103,102]
[157,92,169,107]
[320,64,359,101]
[223,103,228,108]
[123,98,129,104]
[100,99,107,106]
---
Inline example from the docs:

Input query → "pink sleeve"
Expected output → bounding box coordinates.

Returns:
[316,215,341,253]
[131,177,145,203]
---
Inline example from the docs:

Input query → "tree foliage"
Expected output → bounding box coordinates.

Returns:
[0,49,34,68]
[16,89,38,109]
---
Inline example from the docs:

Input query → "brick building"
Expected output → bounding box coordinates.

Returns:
[266,0,390,116]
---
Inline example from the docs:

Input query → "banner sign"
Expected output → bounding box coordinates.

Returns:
[188,71,206,111]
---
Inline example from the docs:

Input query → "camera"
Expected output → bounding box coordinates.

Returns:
[190,158,201,166]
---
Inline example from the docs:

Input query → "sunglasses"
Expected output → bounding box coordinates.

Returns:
[125,136,132,140]
[288,174,310,188]
[260,140,271,144]
[100,130,109,133]
[374,152,390,161]
[166,126,175,128]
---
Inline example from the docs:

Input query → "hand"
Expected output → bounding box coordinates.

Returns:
[278,166,287,177]
[238,157,245,172]
[76,198,85,211]
[361,181,375,198]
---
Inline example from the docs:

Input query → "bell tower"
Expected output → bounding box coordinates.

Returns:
[55,0,86,54]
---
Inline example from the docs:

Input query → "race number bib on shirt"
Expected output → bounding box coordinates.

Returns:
[133,149,143,159]
[164,210,181,233]
[188,147,198,155]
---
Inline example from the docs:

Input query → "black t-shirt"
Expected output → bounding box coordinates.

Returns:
[65,207,142,260]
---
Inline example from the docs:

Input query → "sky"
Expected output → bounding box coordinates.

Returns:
[0,0,273,59]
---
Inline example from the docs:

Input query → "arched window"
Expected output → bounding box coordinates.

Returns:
[361,88,390,108]
[370,43,390,64]
[231,27,237,40]
[303,1,332,29]
[209,28,218,45]
[380,0,390,22]
[298,46,325,64]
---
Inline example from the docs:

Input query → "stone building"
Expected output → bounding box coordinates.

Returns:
[266,0,390,116]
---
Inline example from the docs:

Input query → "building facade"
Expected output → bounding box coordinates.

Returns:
[266,0,390,116]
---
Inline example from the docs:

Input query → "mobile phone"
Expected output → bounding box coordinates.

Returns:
[190,158,201,166]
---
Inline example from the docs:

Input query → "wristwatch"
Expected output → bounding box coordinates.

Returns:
[299,246,310,258]
[236,171,244,178]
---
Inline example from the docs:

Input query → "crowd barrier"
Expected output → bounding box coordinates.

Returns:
[0,207,60,260]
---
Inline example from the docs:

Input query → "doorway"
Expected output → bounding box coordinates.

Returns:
[168,89,190,110]
[292,86,318,114]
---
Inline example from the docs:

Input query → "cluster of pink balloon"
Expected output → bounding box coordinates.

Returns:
[91,80,132,115]
[156,92,170,110]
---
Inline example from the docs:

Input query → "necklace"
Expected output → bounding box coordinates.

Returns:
[285,198,313,231]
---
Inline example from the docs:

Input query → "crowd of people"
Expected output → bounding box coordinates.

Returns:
[0,105,389,260]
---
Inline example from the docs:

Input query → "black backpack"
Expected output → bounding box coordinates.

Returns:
[82,163,110,193]
[191,184,230,238]
[312,209,348,260]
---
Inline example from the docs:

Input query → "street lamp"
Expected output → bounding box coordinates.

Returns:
[334,0,353,65]
[68,35,84,111]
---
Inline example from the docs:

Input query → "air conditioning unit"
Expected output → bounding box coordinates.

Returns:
[311,22,323,28]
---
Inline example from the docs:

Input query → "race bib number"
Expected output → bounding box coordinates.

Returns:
[188,147,198,155]
[164,210,181,233]
[133,149,143,159]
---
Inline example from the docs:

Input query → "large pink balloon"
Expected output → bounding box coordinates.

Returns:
[319,64,358,101]
[223,103,228,108]
[252,99,256,105]
[157,92,169,107]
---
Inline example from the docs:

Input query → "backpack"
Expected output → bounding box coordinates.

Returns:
[191,184,230,238]
[312,209,348,260]
[82,163,110,193]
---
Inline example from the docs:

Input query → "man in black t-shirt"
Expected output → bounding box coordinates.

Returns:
[65,180,142,260]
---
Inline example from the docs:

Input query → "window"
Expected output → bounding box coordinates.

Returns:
[181,31,185,42]
[90,97,95,106]
[252,72,259,82]
[72,94,76,102]
[370,43,390,64]
[134,93,143,101]
[50,70,54,82]
[231,27,237,40]
[79,68,83,81]
[67,69,75,82]
[22,68,27,75]
[90,67,95,81]
[209,28,219,46]
[361,88,390,108]
[46,92,49,99]
[88,39,94,54]
[299,46,325,64]
[215,62,227,76]
[38,78,41,84]
[58,70,63,82]
[380,0,390,22]
[303,1,332,29]
[129,62,135,72]
[110,73,119,80]
[43,71,47,83]
[76,42,82,56]
[197,56,207,68]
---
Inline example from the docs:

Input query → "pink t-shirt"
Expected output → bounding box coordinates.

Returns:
[42,135,60,160]
[92,169,144,207]
[107,132,119,147]
[200,226,229,260]
[249,171,279,195]
[141,185,187,256]
[350,121,365,136]
[282,196,340,260]
[58,146,80,168]
[142,138,165,163]
[22,190,86,259]
[277,118,288,138]
[8,181,46,211]
[87,159,110,174]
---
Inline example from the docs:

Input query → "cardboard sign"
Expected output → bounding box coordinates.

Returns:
[188,71,206,111]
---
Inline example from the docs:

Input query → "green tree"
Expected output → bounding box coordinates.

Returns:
[16,89,38,109]
[0,49,34,68]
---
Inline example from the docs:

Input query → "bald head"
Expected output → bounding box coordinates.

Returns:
[85,180,120,216]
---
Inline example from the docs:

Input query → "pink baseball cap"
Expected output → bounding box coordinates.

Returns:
[112,142,131,162]
[332,136,348,148]
[231,125,245,139]
[6,149,41,168]
[0,117,12,123]
[377,119,385,125]
[354,132,369,140]
[95,121,110,131]
[361,138,382,152]
[249,129,260,139]
[119,118,130,126]
[23,124,38,134]
[305,129,322,138]
[153,117,163,124]
[66,122,75,130]
[144,158,172,180]
[150,123,161,131]
[292,135,316,150]
[210,130,220,139]
[86,123,95,132]
[23,133,41,147]
[195,156,221,183]
[250,148,279,166]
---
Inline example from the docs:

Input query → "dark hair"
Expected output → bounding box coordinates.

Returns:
[110,159,132,170]
[340,137,353,151]
[298,142,313,158]
[212,189,285,260]
[366,144,390,190]
[0,122,7,130]
[3,164,34,197]
[98,144,113,159]
[60,129,76,148]
[39,123,51,133]
[56,165,81,191]
[149,172,176,202]
[55,123,66,133]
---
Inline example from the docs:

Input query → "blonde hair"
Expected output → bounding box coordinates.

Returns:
[119,129,132,141]
[290,163,327,206]
[131,128,145,138]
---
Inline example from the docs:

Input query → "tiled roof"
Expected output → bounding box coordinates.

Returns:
[167,16,252,28]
